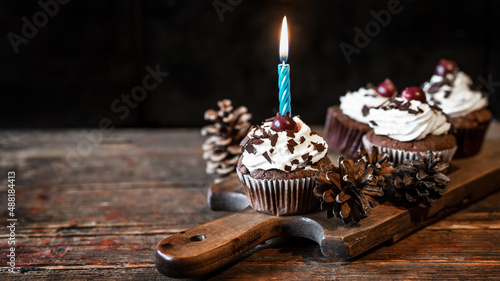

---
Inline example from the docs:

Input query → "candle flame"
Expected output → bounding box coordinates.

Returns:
[279,16,288,63]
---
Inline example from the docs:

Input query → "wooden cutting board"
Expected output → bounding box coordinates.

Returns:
[155,149,500,278]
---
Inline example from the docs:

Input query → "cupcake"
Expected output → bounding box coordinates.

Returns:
[362,87,457,165]
[325,79,397,158]
[422,59,492,158]
[237,113,331,216]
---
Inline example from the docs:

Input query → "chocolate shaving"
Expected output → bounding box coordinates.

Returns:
[286,130,295,138]
[245,144,255,154]
[240,136,250,147]
[310,131,318,136]
[269,148,274,154]
[265,116,275,122]
[251,139,264,145]
[291,159,299,165]
[362,105,370,117]
[444,90,452,98]
[284,165,292,172]
[300,136,306,144]
[370,120,378,126]
[301,153,310,161]
[427,84,441,94]
[269,134,278,147]
[287,144,294,154]
[312,142,326,152]
[262,151,272,164]
[288,139,298,147]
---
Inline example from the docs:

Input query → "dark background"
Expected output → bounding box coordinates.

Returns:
[2,0,499,128]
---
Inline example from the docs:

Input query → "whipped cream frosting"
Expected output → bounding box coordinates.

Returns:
[422,71,488,118]
[241,116,328,173]
[340,87,390,124]
[368,98,451,142]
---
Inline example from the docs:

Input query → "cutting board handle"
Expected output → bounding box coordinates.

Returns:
[155,207,286,278]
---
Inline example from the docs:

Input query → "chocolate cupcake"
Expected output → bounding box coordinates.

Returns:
[422,59,492,158]
[237,113,331,216]
[362,90,457,165]
[325,79,397,158]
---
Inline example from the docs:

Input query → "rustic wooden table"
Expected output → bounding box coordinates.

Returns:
[1,124,499,280]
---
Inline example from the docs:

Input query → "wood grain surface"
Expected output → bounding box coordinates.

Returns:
[0,125,499,280]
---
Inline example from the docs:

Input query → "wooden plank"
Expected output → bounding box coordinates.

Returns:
[1,227,499,279]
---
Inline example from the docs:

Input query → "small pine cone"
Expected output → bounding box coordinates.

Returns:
[359,146,395,192]
[313,156,383,224]
[392,151,450,207]
[201,99,252,181]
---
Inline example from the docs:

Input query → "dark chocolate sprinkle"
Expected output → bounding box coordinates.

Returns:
[245,144,255,154]
[301,153,310,161]
[269,148,274,154]
[269,134,278,147]
[312,142,326,152]
[444,90,452,98]
[240,136,250,147]
[291,159,299,165]
[288,139,298,147]
[287,144,294,154]
[310,131,318,136]
[286,130,295,138]
[284,165,292,172]
[300,136,306,144]
[251,139,264,145]
[262,151,272,164]
[370,120,378,126]
[362,105,370,117]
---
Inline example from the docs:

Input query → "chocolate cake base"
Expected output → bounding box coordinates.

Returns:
[324,106,372,158]
[449,108,492,158]
[363,132,457,164]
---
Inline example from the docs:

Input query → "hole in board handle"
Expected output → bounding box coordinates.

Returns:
[189,235,206,242]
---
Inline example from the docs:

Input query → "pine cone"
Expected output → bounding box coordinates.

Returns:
[359,146,395,192]
[201,99,252,182]
[392,151,450,207]
[313,156,383,224]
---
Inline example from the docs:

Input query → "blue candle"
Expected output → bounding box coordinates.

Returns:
[278,16,291,116]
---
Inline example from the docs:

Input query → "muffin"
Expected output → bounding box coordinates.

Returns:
[422,59,492,158]
[325,79,397,158]
[237,113,331,216]
[362,88,457,165]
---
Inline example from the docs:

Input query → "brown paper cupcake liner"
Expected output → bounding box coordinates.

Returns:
[324,107,369,158]
[453,120,491,158]
[362,135,457,165]
[237,170,319,216]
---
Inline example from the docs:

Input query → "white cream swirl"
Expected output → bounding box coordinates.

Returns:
[368,98,451,142]
[422,72,488,118]
[241,116,328,172]
[340,87,391,124]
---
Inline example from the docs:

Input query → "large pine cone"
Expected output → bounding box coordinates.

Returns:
[313,156,383,224]
[392,151,450,207]
[359,146,395,192]
[201,99,252,182]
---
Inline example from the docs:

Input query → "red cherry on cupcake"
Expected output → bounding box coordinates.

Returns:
[434,59,458,76]
[376,78,397,97]
[401,87,427,103]
[271,112,297,132]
